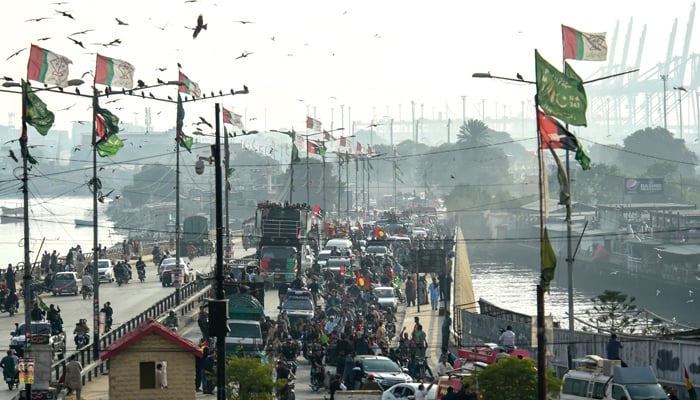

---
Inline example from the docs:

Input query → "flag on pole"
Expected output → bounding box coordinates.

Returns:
[22,80,55,136]
[340,136,346,147]
[535,50,588,126]
[562,25,608,61]
[232,113,244,129]
[222,107,233,125]
[685,367,698,400]
[306,116,322,131]
[537,109,591,170]
[367,145,372,156]
[178,71,201,98]
[26,44,72,88]
[541,228,557,294]
[176,95,192,152]
[307,140,327,156]
[95,102,124,157]
[356,142,362,154]
[95,54,135,89]
[323,130,330,140]
[281,130,301,163]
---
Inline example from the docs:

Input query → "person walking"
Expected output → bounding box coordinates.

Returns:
[405,276,416,307]
[428,278,439,310]
[441,310,452,350]
[64,355,83,400]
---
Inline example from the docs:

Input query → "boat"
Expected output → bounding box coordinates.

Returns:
[1,206,22,216]
[75,219,92,227]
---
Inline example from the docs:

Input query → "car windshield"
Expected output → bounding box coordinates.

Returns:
[318,253,332,261]
[227,323,261,339]
[363,358,401,373]
[366,247,387,254]
[17,323,51,336]
[626,384,667,400]
[373,288,393,297]
[284,299,314,310]
[261,247,295,259]
[327,259,351,268]
[97,261,110,269]
[55,274,74,281]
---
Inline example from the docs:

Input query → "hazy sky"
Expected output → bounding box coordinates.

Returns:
[2,0,697,137]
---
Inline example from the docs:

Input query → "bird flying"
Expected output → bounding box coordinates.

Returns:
[198,116,213,128]
[67,37,85,49]
[26,17,51,22]
[115,18,129,25]
[234,51,253,60]
[6,48,27,61]
[234,20,254,24]
[193,14,207,39]
[70,29,94,35]
[55,10,75,20]
[8,150,18,163]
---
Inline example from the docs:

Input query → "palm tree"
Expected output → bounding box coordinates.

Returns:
[457,119,491,147]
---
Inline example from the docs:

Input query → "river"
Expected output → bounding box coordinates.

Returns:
[468,244,700,329]
[0,197,126,265]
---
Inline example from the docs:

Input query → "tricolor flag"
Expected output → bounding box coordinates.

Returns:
[222,107,233,125]
[306,116,322,131]
[95,54,135,89]
[537,108,591,170]
[179,71,201,98]
[26,44,72,88]
[685,367,697,400]
[232,112,244,129]
[562,25,608,61]
[323,130,330,140]
[356,142,362,154]
[340,136,346,147]
[307,139,326,156]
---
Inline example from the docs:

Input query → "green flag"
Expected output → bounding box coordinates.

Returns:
[23,80,55,136]
[227,167,235,179]
[179,133,193,153]
[96,134,124,157]
[95,102,123,157]
[541,228,557,293]
[535,50,588,126]
[291,144,300,163]
[35,295,50,312]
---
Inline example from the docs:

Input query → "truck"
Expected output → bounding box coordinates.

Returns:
[255,203,312,288]
[224,293,265,357]
[182,215,213,259]
[559,355,666,400]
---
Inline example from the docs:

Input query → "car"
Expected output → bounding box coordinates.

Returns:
[356,355,412,390]
[372,286,398,312]
[281,289,315,321]
[158,257,190,279]
[382,382,438,400]
[325,257,355,277]
[10,321,66,360]
[52,272,79,296]
[97,259,114,283]
[317,250,333,267]
[324,238,353,252]
[161,261,196,286]
[365,245,391,258]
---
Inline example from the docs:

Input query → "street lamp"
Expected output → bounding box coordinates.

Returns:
[661,75,668,129]
[674,86,687,139]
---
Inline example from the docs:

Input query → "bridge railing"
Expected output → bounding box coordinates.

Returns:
[50,277,211,385]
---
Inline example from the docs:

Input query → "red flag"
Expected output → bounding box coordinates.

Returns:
[222,107,233,125]
[306,116,322,130]
[340,137,346,146]
[323,130,329,140]
[537,109,579,151]
[356,142,362,154]
[313,204,321,217]
[373,225,380,238]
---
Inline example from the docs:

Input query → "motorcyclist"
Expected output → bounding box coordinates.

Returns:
[281,338,299,374]
[100,302,113,332]
[73,319,90,347]
[4,290,17,313]
[115,261,132,282]
[164,310,179,330]
[47,304,63,335]
[136,257,146,280]
[81,273,93,296]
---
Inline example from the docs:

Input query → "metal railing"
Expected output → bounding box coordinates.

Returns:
[50,277,211,385]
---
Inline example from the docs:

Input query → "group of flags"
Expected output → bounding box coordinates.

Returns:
[21,44,207,158]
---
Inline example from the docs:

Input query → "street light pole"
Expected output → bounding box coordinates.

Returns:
[661,74,668,129]
[674,86,687,139]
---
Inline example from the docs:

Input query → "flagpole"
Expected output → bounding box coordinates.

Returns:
[306,138,310,205]
[290,134,294,204]
[175,97,182,305]
[20,81,33,399]
[91,90,101,362]
[224,125,231,259]
[534,53,547,400]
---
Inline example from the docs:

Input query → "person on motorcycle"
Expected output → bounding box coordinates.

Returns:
[136,257,146,280]
[4,290,17,314]
[81,273,93,296]
[164,310,179,330]
[100,302,113,332]
[47,304,63,335]
[274,359,295,400]
[73,319,90,347]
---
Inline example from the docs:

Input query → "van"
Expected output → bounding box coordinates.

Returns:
[559,355,666,400]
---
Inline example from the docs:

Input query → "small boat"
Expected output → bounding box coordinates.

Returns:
[1,206,22,216]
[75,219,93,227]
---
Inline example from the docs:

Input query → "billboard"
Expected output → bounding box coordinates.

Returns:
[625,178,664,194]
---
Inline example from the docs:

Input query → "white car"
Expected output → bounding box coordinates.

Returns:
[97,259,114,283]
[372,286,398,312]
[382,383,437,400]
[365,245,390,258]
[317,250,333,267]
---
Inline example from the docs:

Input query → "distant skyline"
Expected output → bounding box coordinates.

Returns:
[2,0,698,143]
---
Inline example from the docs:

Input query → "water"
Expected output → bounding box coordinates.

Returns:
[0,197,125,265]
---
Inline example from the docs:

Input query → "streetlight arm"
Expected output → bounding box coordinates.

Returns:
[472,72,535,84]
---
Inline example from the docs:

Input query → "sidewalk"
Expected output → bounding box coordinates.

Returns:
[395,301,453,373]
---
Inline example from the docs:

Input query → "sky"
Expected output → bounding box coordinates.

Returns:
[1,0,698,140]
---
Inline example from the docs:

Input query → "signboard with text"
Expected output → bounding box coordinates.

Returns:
[625,178,664,194]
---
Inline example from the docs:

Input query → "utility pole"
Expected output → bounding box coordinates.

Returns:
[661,74,668,129]
[461,95,466,124]
[213,103,226,400]
[411,101,416,142]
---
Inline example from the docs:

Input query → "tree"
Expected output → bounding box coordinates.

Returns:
[224,356,274,400]
[464,357,561,400]
[457,119,490,147]
[620,127,697,177]
[584,290,642,334]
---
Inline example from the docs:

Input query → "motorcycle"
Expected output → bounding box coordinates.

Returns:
[309,363,325,392]
[0,300,18,317]
[278,380,295,400]
[413,355,433,382]
[74,333,90,348]
[116,271,130,286]
[137,268,146,283]
[386,321,396,341]
[4,370,18,390]
[81,285,92,300]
